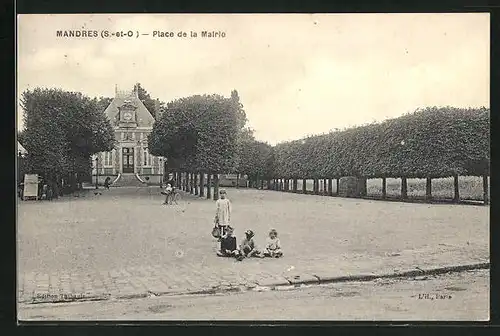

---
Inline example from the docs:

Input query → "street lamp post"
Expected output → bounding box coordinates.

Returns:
[95,156,99,189]
[159,158,163,188]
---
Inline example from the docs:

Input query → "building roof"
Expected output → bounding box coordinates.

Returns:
[104,87,155,128]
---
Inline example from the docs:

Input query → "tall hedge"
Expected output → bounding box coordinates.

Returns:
[270,107,489,179]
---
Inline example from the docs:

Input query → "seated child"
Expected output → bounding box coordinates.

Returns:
[217,226,238,257]
[263,228,283,258]
[237,230,260,259]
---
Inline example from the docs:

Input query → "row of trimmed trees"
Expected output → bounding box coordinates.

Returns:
[268,106,490,204]
[19,86,489,205]
[149,92,489,204]
[18,88,115,198]
[148,90,275,200]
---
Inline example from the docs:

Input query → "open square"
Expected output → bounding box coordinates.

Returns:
[18,187,489,311]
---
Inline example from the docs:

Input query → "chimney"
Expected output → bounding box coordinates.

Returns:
[134,84,139,98]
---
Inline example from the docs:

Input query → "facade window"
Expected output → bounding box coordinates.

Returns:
[143,148,153,166]
[103,151,113,166]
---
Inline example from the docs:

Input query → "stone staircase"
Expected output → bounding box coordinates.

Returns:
[112,174,147,187]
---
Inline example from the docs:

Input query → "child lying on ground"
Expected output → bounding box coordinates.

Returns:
[217,226,238,257]
[263,228,283,258]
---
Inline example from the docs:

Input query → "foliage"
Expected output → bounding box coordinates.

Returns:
[134,83,165,120]
[230,89,247,130]
[20,88,115,179]
[95,97,113,113]
[149,94,241,173]
[237,137,273,180]
[269,107,490,179]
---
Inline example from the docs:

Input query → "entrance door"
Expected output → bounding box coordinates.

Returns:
[122,148,134,173]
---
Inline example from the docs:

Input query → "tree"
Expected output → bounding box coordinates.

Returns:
[268,106,490,180]
[149,94,241,174]
[134,83,165,120]
[20,88,115,196]
[96,96,113,113]
[230,89,247,130]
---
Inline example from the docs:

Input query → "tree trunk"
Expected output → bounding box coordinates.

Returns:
[328,178,333,196]
[302,178,307,194]
[206,174,211,199]
[261,179,264,190]
[213,174,220,200]
[425,177,432,201]
[359,177,367,197]
[200,173,205,197]
[483,173,489,205]
[190,173,194,194]
[52,173,60,199]
[293,178,298,193]
[336,178,340,196]
[453,174,460,203]
[401,177,408,199]
[382,177,387,199]
[194,173,199,195]
[236,173,240,189]
[314,179,319,195]
[323,178,327,195]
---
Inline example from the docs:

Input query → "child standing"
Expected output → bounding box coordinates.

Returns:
[215,189,231,238]
[264,228,283,258]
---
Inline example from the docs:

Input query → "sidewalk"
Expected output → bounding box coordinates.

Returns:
[19,240,489,305]
[18,188,489,305]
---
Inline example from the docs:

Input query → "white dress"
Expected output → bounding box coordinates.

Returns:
[215,198,231,226]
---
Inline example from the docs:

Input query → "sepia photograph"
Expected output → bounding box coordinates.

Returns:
[16,13,490,321]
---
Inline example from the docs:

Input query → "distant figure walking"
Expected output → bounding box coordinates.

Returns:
[214,189,231,238]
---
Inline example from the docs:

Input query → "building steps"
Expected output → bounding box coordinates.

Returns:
[112,173,147,187]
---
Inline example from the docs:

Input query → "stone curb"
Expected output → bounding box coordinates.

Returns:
[19,262,489,305]
[255,262,490,290]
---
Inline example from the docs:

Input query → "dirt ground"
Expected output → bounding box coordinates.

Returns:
[17,187,489,319]
[19,269,489,321]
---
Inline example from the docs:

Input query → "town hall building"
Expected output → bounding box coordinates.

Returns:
[92,86,164,186]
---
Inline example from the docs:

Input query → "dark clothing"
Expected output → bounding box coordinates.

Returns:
[220,236,237,252]
[166,179,176,188]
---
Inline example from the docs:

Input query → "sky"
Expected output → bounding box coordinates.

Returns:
[17,13,489,145]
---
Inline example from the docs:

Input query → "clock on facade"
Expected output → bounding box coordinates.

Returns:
[123,112,133,121]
